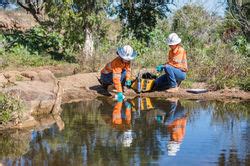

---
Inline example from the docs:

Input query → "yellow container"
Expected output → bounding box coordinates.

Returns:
[131,78,154,92]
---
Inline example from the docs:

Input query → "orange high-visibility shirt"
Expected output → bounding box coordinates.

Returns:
[167,117,187,142]
[167,45,188,72]
[112,102,123,125]
[101,57,131,92]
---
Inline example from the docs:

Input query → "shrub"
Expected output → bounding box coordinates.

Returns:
[0,93,23,124]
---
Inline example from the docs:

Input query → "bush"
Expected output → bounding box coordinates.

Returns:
[3,26,76,62]
[0,93,23,124]
[171,4,249,90]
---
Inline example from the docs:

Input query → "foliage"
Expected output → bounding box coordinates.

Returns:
[17,0,47,23]
[4,26,76,61]
[171,4,249,90]
[47,0,109,57]
[0,93,23,124]
[0,34,65,68]
[226,0,250,41]
[116,1,173,42]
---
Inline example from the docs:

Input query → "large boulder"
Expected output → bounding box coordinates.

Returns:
[1,70,62,120]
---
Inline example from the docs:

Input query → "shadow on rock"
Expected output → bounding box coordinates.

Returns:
[89,85,112,96]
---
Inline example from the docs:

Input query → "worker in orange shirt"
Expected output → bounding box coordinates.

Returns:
[100,45,137,101]
[154,33,187,92]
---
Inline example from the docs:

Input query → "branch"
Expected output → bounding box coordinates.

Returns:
[17,0,31,11]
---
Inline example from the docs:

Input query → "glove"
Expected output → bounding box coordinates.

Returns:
[115,92,125,102]
[125,80,132,87]
[156,65,164,72]
[125,101,132,109]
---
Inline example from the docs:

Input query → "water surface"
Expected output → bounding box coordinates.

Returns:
[0,98,249,166]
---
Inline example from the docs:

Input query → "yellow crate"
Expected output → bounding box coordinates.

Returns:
[131,78,155,92]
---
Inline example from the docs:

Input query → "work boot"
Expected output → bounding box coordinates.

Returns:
[166,87,179,93]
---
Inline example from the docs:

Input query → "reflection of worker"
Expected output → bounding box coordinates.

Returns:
[112,101,134,147]
[164,98,187,156]
[112,101,132,126]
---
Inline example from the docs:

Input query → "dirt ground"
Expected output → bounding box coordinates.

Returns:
[63,71,250,102]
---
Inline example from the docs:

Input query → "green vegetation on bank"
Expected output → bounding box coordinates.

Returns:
[0,93,23,124]
[0,3,249,90]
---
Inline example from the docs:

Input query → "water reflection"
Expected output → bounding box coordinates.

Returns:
[0,98,249,165]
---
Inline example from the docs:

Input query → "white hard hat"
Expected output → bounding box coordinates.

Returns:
[167,141,181,156]
[117,45,137,61]
[166,33,182,45]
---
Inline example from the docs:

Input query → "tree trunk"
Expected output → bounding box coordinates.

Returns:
[83,27,94,58]
[17,0,46,24]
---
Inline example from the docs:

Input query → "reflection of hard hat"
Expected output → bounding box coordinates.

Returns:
[167,141,181,156]
[122,130,133,147]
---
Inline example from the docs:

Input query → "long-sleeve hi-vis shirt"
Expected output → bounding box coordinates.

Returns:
[101,57,131,92]
[167,45,188,72]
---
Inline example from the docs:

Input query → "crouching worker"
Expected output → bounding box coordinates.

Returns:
[154,33,188,93]
[100,45,137,101]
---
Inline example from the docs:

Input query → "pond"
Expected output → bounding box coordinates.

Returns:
[0,97,249,166]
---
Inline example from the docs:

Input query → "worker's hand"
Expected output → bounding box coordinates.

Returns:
[115,92,125,102]
[156,65,164,72]
[125,80,132,87]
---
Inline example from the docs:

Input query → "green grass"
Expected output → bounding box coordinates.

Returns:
[0,46,67,69]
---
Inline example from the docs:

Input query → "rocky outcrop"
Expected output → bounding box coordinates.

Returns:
[0,69,62,129]
[0,11,37,31]
[59,73,100,103]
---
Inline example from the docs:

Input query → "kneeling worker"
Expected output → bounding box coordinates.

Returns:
[100,45,137,101]
[154,33,188,92]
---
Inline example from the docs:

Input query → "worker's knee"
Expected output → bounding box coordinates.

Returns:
[164,65,173,72]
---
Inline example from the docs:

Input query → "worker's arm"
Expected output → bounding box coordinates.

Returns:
[181,51,188,72]
[112,61,123,92]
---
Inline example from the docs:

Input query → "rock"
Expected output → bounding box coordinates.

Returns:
[2,70,60,118]
[37,69,57,83]
[3,71,30,83]
[60,73,99,103]
[21,71,39,81]
[0,73,8,87]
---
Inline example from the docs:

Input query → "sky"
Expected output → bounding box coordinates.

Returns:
[170,0,227,16]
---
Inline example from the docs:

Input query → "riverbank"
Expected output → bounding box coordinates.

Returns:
[0,67,249,131]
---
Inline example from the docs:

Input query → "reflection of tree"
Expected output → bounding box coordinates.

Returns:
[0,131,31,159]
[211,102,249,126]
[213,101,250,166]
[218,149,242,166]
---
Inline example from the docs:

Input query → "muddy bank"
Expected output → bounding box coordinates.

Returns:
[0,69,249,131]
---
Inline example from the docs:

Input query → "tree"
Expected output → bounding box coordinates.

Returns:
[115,0,174,43]
[17,0,47,23]
[226,0,250,41]
[47,0,108,58]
